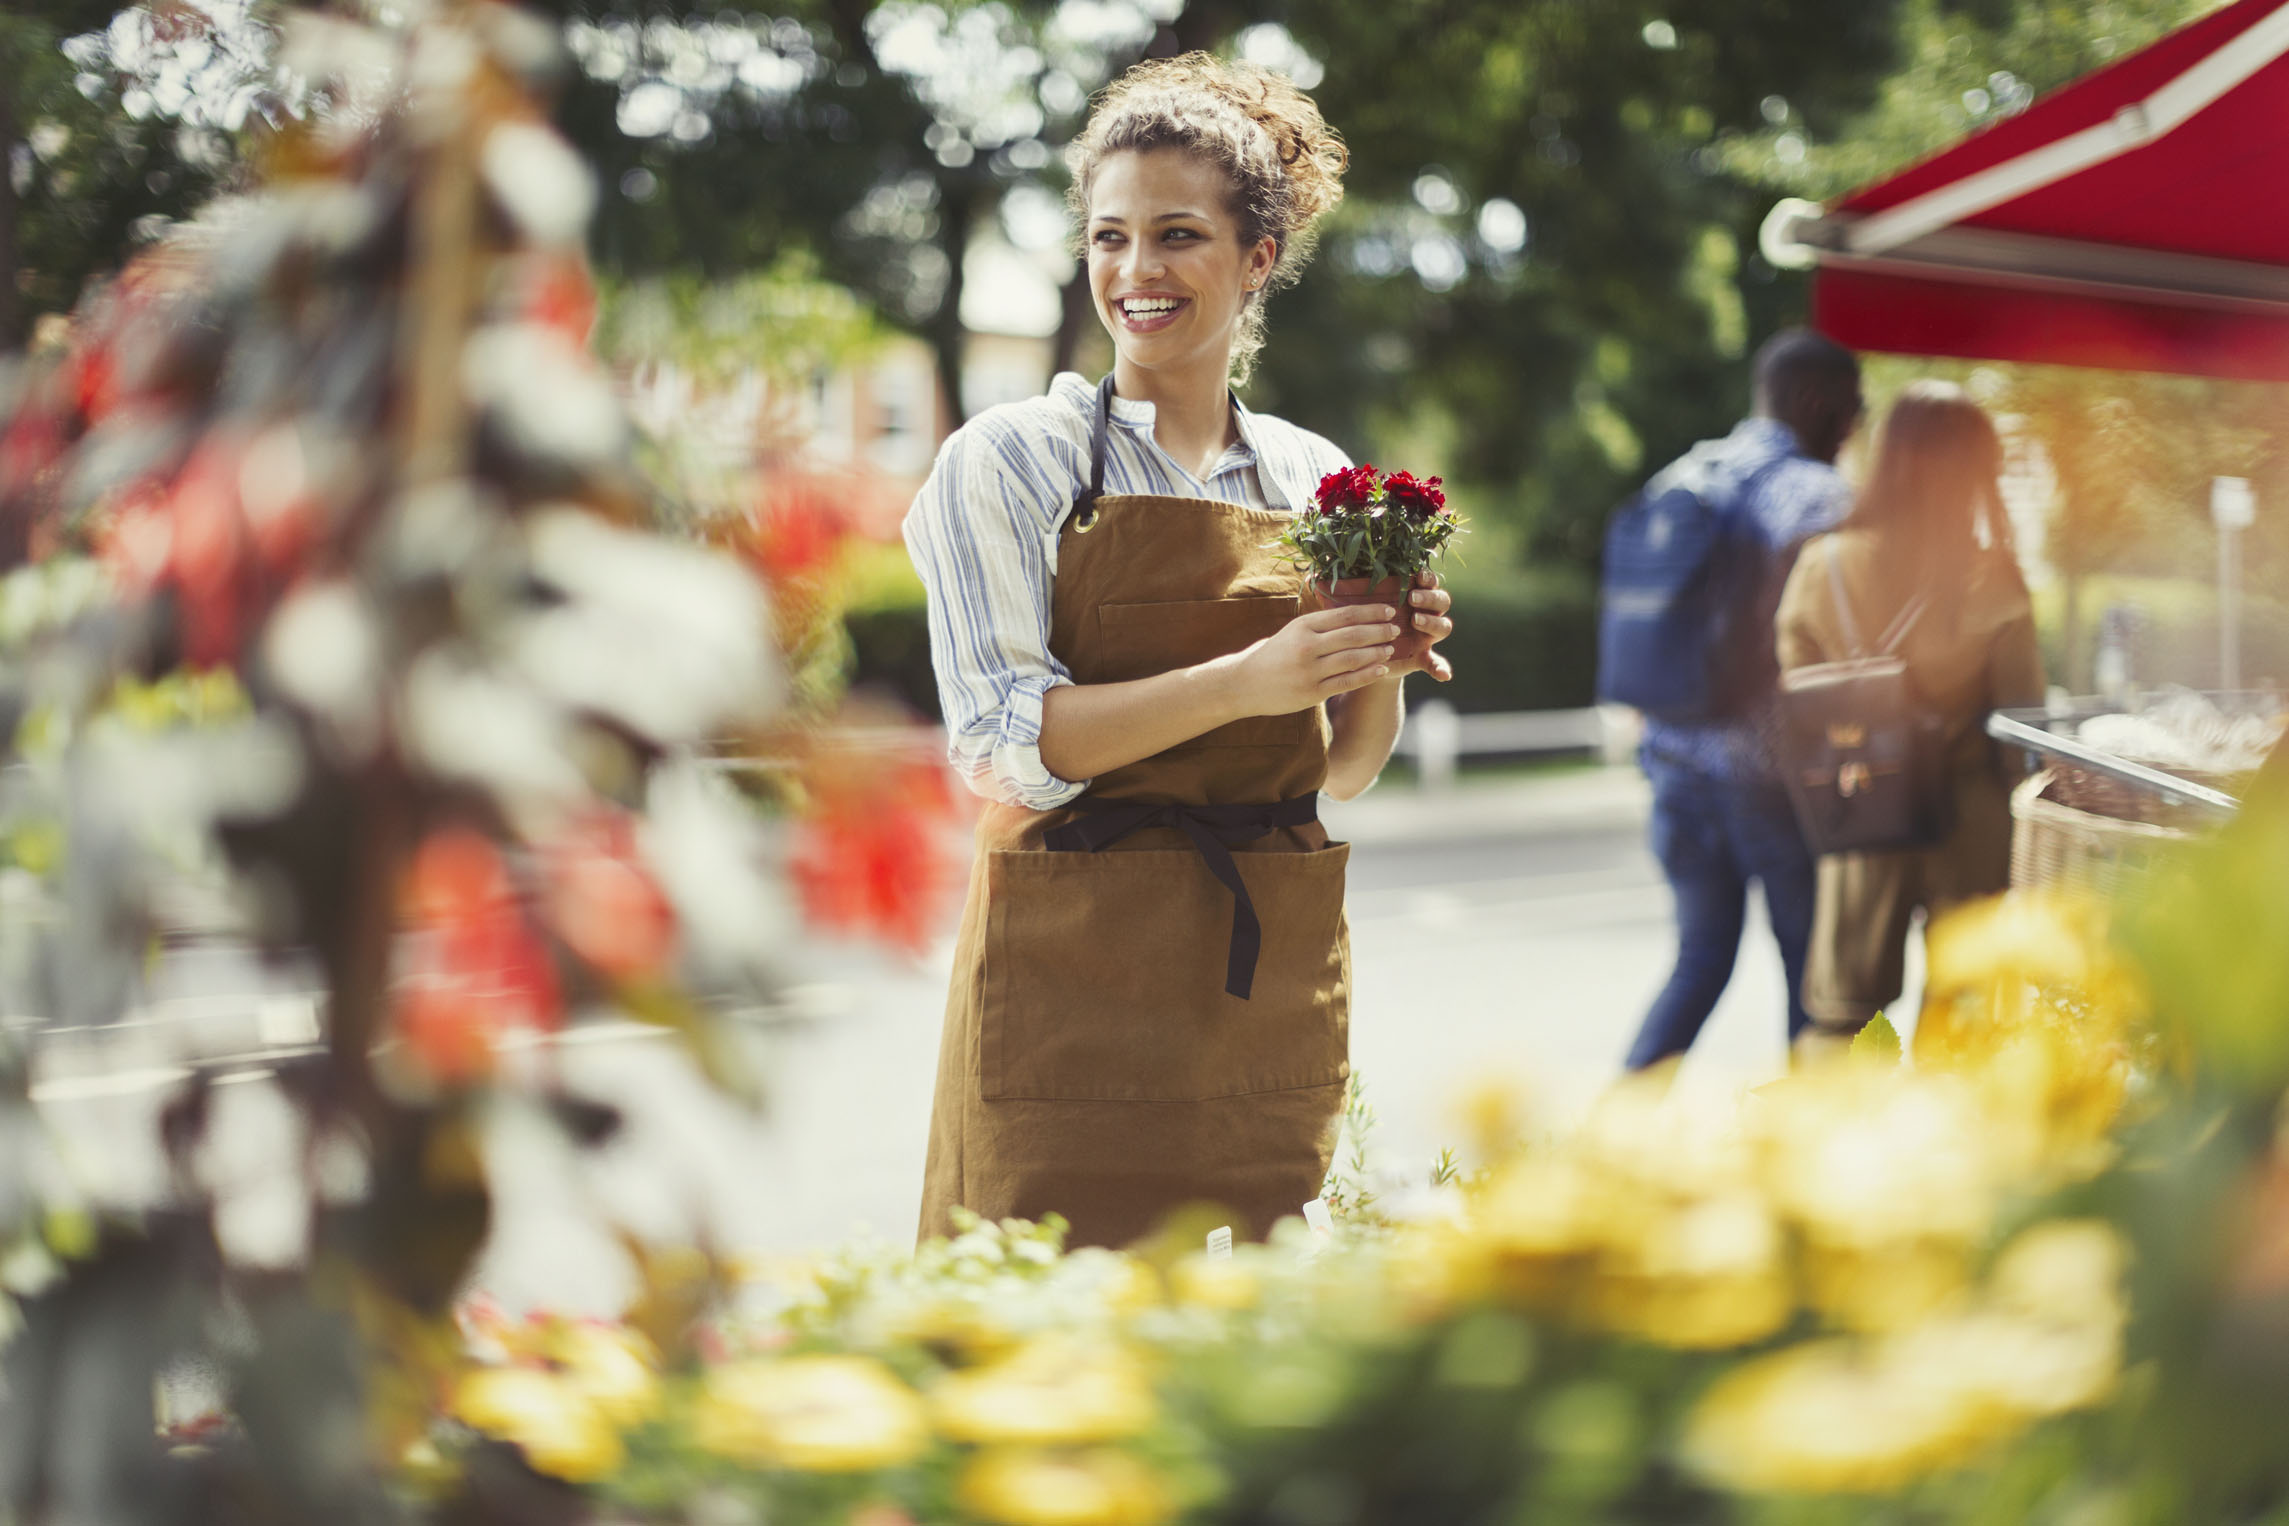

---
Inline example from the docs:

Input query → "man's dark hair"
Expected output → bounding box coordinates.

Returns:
[1751,328,1862,463]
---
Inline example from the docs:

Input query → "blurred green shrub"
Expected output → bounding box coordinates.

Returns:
[1410,564,1598,715]
[841,542,939,720]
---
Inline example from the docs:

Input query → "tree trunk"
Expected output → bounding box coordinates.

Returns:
[929,177,976,428]
[0,76,22,349]
[1050,263,1093,380]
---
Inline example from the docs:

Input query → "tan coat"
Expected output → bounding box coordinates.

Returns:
[918,487,1350,1250]
[1776,528,2046,1031]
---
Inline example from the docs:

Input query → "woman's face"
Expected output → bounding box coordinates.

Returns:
[1085,148,1278,381]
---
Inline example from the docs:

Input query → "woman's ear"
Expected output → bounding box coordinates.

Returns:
[1245,238,1278,294]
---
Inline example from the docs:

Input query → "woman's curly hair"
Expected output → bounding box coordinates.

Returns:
[1066,53,1347,382]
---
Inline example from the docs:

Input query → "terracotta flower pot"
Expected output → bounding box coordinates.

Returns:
[1312,573,1430,666]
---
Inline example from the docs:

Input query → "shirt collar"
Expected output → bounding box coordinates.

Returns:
[1736,415,1807,458]
[1101,380,1261,466]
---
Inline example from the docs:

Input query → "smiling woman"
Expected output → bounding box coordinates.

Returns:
[903,52,1460,1251]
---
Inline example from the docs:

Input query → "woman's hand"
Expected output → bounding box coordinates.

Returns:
[1402,571,1455,682]
[1224,603,1399,717]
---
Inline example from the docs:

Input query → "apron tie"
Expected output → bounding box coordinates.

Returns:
[1043,794,1321,1001]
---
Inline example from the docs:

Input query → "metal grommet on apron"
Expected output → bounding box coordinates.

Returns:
[918,375,1353,1250]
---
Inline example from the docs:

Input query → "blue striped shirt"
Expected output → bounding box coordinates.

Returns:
[902,372,1350,810]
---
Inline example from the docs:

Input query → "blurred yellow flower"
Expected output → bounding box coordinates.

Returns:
[1454,1074,1532,1163]
[1988,1220,2127,1333]
[879,1295,1019,1363]
[1760,1077,1999,1252]
[450,1366,624,1482]
[1098,1256,1164,1319]
[1474,1156,1615,1305]
[1589,1192,1793,1349]
[1800,1240,1967,1334]
[932,1337,1158,1446]
[956,1446,1171,1526]
[1918,893,2144,1087]
[544,1321,661,1426]
[1682,1337,1991,1494]
[1580,1078,1751,1199]
[733,1252,824,1301]
[1167,1254,1258,1312]
[1888,1311,2120,1423]
[1685,1284,2124,1496]
[691,1354,930,1472]
[1925,892,2104,999]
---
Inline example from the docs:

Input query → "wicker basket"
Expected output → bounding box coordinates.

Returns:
[2043,758,2243,829]
[2009,769,2194,898]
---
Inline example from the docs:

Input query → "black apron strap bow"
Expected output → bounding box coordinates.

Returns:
[1043,794,1320,1000]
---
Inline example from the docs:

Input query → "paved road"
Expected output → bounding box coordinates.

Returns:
[30,767,1909,1313]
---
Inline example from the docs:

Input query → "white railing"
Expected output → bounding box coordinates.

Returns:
[1393,700,1641,790]
[703,707,1643,795]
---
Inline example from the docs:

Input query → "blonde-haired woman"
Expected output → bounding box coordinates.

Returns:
[1776,381,2044,1048]
[904,55,1455,1248]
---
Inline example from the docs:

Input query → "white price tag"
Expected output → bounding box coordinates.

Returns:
[1301,1197,1334,1236]
[1205,1225,1233,1260]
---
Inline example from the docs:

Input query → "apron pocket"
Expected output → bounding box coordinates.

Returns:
[981,842,1350,1102]
[1093,596,1311,749]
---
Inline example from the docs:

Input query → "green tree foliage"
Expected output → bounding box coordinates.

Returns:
[535,0,1917,577]
[1256,1,1905,571]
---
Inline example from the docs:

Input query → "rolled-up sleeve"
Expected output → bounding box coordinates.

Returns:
[902,411,1089,811]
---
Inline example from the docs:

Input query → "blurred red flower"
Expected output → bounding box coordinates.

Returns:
[790,748,957,954]
[742,479,852,588]
[391,827,563,1084]
[541,809,678,984]
[515,251,599,348]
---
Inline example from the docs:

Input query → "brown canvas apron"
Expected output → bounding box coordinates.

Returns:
[918,379,1352,1250]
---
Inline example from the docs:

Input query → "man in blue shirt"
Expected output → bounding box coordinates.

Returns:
[1625,330,1863,1071]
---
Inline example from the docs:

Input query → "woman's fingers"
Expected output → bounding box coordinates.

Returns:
[1410,612,1455,640]
[1299,603,1399,633]
[1315,620,1401,654]
[1320,659,1392,695]
[1318,641,1394,674]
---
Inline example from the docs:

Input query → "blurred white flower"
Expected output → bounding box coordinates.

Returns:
[265,580,381,760]
[462,324,629,471]
[513,508,781,742]
[481,122,596,248]
[401,648,589,811]
[642,758,794,979]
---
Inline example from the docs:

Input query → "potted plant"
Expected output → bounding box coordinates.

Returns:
[1276,465,1462,667]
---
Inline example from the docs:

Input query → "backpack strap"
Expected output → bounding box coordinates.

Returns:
[1823,539,1929,659]
[1874,592,1930,656]
[1823,541,1867,659]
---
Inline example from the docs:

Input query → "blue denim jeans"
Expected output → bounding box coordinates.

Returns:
[1624,752,1817,1070]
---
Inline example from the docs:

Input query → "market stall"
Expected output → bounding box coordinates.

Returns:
[1761,0,2289,886]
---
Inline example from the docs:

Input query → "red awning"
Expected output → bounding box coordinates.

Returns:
[1762,0,2289,380]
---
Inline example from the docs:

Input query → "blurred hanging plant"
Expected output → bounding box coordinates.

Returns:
[0,0,932,1516]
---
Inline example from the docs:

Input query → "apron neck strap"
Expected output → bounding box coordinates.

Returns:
[1063,374,1116,533]
[1065,374,1282,529]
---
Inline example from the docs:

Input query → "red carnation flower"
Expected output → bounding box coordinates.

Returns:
[1381,470,1447,519]
[1313,463,1381,512]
